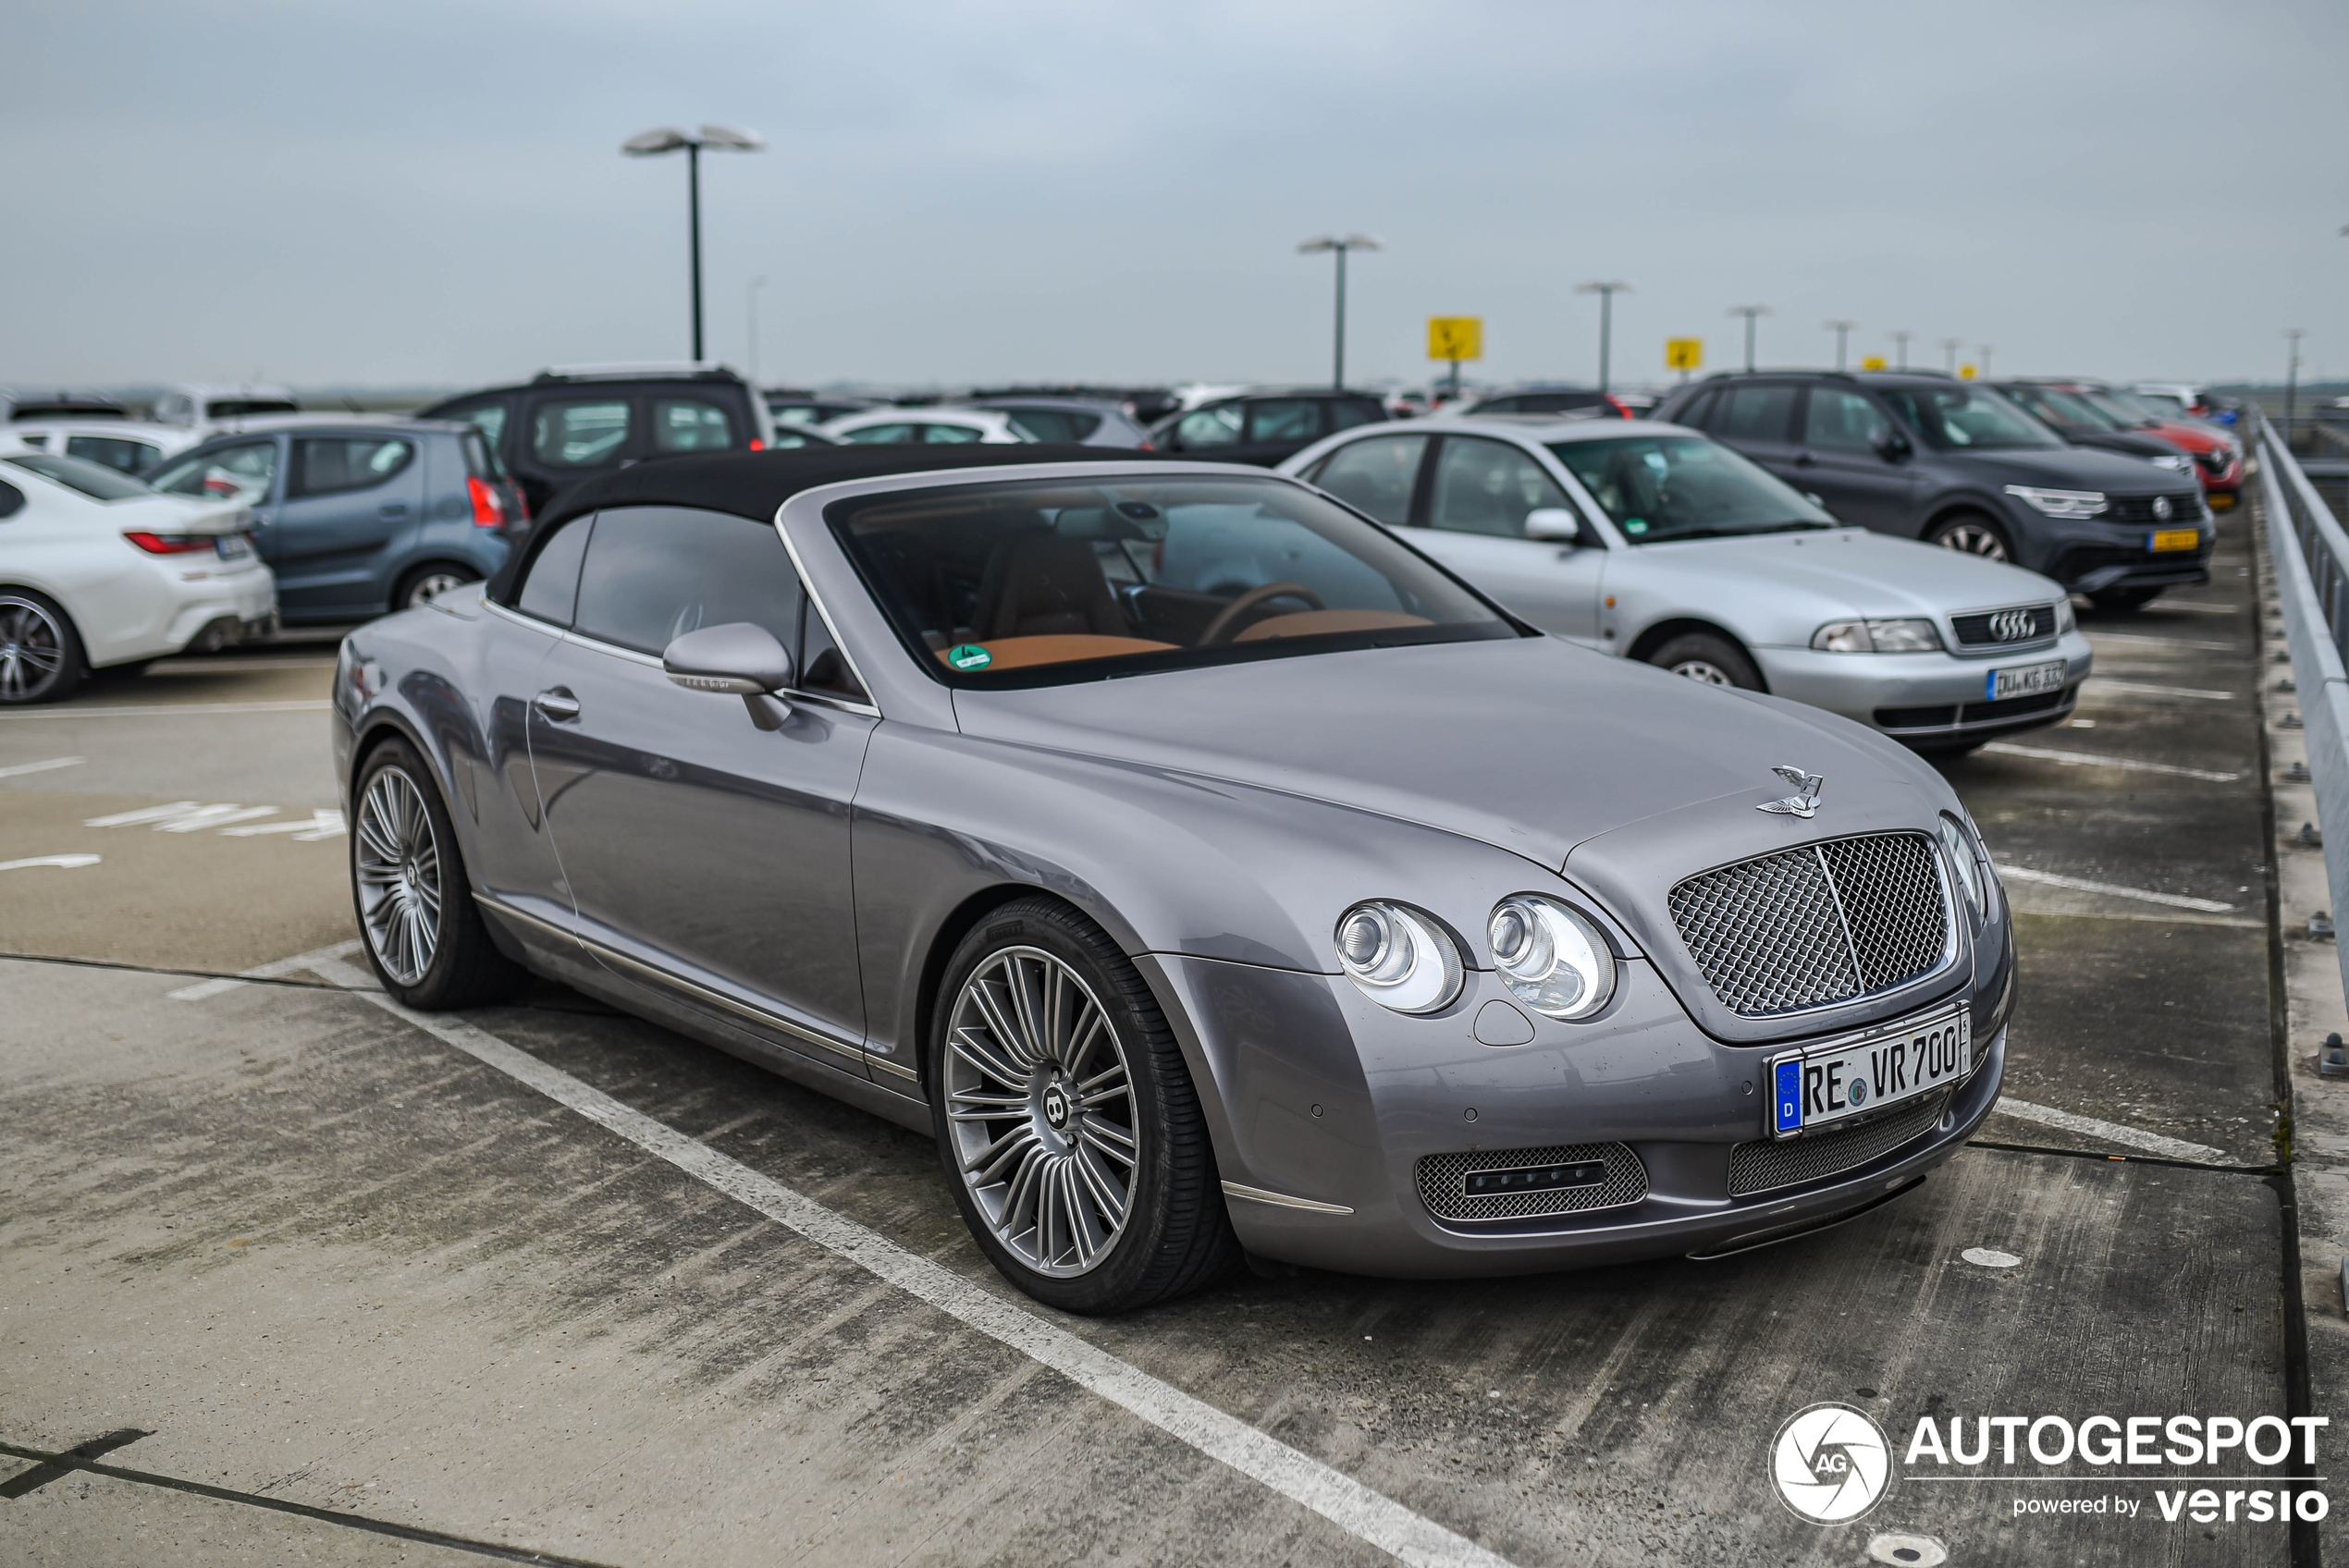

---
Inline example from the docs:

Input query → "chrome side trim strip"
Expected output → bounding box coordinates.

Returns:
[1221,1181,1354,1216]
[867,1053,921,1084]
[475,893,576,946]
[476,893,869,1071]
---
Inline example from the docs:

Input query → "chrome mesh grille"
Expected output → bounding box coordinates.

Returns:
[1669,832,1950,1016]
[1415,1142,1647,1222]
[1727,1091,1950,1197]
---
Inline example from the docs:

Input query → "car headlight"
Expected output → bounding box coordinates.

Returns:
[1811,618,1945,654]
[1938,812,2000,925]
[1487,896,1616,1020]
[2055,597,2075,635]
[2003,484,2108,519]
[1334,901,1462,1014]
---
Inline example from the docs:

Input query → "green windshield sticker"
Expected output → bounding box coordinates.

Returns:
[1624,519,1649,534]
[946,643,993,670]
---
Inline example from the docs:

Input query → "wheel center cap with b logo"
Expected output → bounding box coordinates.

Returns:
[1041,1083,1071,1131]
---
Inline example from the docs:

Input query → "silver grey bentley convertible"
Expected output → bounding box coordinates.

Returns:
[333,446,2011,1313]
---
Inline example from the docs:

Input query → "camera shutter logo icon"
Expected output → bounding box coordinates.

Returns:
[1771,1403,1892,1524]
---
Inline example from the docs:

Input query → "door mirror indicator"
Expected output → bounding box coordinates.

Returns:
[1868,424,1910,461]
[1524,508,1582,543]
[663,622,795,729]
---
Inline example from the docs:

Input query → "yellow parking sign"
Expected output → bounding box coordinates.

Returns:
[1959,364,1977,380]
[1860,355,1887,371]
[1665,337,1703,371]
[1428,317,1482,361]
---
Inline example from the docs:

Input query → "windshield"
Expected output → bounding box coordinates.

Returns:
[2010,386,2119,431]
[830,475,1517,686]
[1876,386,2063,451]
[1544,435,1836,543]
[3,451,155,501]
[2092,389,2179,426]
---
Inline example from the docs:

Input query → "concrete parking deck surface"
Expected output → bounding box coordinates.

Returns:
[0,534,2327,1566]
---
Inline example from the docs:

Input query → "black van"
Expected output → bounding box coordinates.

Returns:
[419,364,775,519]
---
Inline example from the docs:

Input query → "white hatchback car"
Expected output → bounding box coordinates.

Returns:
[3,419,203,476]
[0,451,277,704]
[817,407,1031,447]
[1281,415,2094,753]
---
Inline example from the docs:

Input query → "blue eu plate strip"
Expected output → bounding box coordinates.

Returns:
[1775,1060,1802,1133]
[1985,669,1998,702]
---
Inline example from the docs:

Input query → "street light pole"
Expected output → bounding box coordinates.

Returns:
[1727,305,1771,373]
[747,275,768,388]
[1939,337,1962,375]
[1297,236,1381,390]
[1577,281,1632,393]
[622,124,767,362]
[2285,327,2307,435]
[1823,320,1857,373]
[1890,330,1913,370]
[1978,345,1995,377]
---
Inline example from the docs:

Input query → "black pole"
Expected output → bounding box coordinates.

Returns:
[1332,245,1347,390]
[1743,312,1756,373]
[1597,289,1613,394]
[688,141,705,361]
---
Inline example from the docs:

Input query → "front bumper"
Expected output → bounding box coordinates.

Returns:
[1753,637,2092,746]
[1142,953,2007,1278]
[2012,509,2216,593]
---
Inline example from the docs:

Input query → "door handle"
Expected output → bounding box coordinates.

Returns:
[379,503,409,518]
[533,689,580,721]
[1791,451,1817,466]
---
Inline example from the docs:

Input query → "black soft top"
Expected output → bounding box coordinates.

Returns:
[491,444,1189,604]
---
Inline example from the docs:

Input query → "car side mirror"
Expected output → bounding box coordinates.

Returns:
[664,621,795,730]
[1869,424,1910,461]
[1524,507,1582,543]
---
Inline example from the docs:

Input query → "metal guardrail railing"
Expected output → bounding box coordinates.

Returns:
[2257,410,2349,1006]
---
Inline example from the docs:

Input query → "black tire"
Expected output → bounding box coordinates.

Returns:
[350,737,525,1010]
[2087,586,2163,613]
[929,896,1238,1314]
[0,588,88,705]
[1644,630,1763,691]
[1925,511,2015,563]
[395,563,481,611]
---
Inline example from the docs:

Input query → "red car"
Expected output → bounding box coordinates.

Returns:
[2018,381,2243,509]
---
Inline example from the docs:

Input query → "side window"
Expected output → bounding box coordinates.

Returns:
[529,398,633,468]
[921,423,986,445]
[839,423,918,445]
[1715,385,1796,442]
[65,435,160,474]
[0,480,22,520]
[1427,437,1572,538]
[150,439,277,504]
[571,506,803,656]
[289,436,414,498]
[1802,389,1882,452]
[1671,389,1719,431]
[650,398,734,453]
[515,515,594,626]
[440,398,510,449]
[1246,399,1322,444]
[797,601,867,703]
[1174,406,1242,448]
[1327,399,1384,432]
[1310,435,1429,526]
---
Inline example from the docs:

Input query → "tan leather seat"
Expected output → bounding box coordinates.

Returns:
[974,534,1129,640]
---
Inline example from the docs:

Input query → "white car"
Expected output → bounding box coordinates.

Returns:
[2,419,202,476]
[817,407,1031,446]
[0,451,277,704]
[1280,414,2095,753]
[149,382,302,430]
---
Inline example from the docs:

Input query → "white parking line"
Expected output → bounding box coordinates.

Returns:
[0,854,101,873]
[1979,742,2242,782]
[294,951,1514,1568]
[2084,631,2240,653]
[0,755,83,778]
[1996,865,2236,913]
[0,700,334,719]
[220,809,346,839]
[2085,680,2234,700]
[81,801,345,839]
[167,938,367,1001]
[2145,601,2244,616]
[1989,1097,2230,1163]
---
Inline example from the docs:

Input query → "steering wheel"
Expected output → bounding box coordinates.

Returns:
[1199,582,1326,645]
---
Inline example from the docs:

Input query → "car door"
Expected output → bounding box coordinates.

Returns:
[150,435,285,538]
[1401,435,1607,647]
[527,503,877,1066]
[1237,398,1327,466]
[1702,381,1802,484]
[517,394,638,516]
[1790,386,1922,533]
[1306,432,1428,526]
[275,434,425,615]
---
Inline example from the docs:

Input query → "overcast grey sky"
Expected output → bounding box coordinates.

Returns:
[8,0,2347,393]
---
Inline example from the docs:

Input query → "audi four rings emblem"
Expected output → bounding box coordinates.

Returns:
[1989,608,2035,642]
[2153,496,2173,521]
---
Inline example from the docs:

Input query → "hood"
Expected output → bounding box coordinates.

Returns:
[1939,444,2199,494]
[949,634,1930,876]
[2062,429,2183,459]
[1634,529,2064,619]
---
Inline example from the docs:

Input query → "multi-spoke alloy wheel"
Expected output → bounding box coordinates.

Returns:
[945,947,1138,1278]
[1931,518,2011,561]
[1669,658,1734,685]
[0,593,80,704]
[354,765,443,986]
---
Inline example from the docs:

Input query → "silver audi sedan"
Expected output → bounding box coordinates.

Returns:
[1280,416,2095,753]
[334,447,2011,1313]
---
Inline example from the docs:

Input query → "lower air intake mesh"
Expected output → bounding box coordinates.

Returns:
[1415,1142,1648,1222]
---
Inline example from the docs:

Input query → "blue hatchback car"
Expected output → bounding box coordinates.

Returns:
[147,420,515,621]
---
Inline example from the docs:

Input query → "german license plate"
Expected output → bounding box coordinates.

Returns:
[2148,528,2199,553]
[1767,1004,1971,1139]
[215,534,252,559]
[1986,659,2066,701]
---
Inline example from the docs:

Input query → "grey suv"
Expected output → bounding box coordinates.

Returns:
[1654,371,2210,610]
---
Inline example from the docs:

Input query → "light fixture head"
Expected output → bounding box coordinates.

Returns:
[697,124,767,152]
[621,127,692,156]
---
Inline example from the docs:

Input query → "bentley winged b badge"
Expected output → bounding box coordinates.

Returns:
[1757,765,1825,818]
